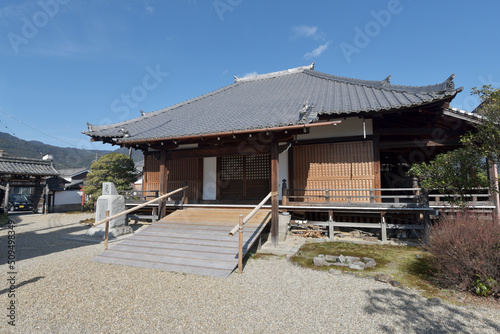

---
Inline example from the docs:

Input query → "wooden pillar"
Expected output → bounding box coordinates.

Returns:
[3,183,9,210]
[44,184,49,214]
[158,150,169,219]
[271,139,279,246]
[488,161,500,221]
[372,119,382,203]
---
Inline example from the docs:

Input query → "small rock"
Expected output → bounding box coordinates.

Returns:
[427,297,442,305]
[389,280,402,288]
[374,273,393,283]
[363,257,375,263]
[313,257,329,266]
[365,260,377,268]
[336,233,346,238]
[338,254,346,263]
[415,254,422,259]
[345,256,361,262]
[352,261,366,267]
[332,262,349,267]
[329,269,342,275]
[349,264,365,270]
[318,254,325,258]
[325,254,338,262]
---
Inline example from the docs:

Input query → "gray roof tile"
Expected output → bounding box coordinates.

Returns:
[84,65,462,143]
[0,156,59,176]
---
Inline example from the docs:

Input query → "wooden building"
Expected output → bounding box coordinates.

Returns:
[0,151,59,212]
[84,64,485,244]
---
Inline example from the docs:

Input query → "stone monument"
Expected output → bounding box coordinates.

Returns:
[86,182,133,239]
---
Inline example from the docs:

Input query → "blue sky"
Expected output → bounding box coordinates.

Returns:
[0,0,499,150]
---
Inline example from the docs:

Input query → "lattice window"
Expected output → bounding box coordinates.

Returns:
[219,156,244,180]
[246,155,270,180]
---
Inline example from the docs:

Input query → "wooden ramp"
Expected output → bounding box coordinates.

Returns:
[92,208,271,277]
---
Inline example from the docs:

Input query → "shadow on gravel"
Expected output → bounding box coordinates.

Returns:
[0,276,44,296]
[364,288,500,333]
[0,219,94,264]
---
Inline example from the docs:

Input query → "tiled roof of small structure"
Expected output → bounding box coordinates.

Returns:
[84,64,463,143]
[0,156,59,176]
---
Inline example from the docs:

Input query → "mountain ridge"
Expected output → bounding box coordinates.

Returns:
[0,132,143,169]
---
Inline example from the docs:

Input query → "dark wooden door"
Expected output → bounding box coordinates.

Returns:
[218,155,270,201]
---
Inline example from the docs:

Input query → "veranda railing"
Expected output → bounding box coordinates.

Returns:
[228,192,272,274]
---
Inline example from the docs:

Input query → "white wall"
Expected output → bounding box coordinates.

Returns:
[297,117,373,141]
[54,190,82,205]
[202,157,217,200]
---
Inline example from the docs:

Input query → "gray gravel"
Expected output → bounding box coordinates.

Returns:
[1,213,499,333]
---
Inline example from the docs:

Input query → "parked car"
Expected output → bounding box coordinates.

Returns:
[8,194,33,212]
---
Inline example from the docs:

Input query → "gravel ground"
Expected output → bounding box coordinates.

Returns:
[1,213,499,334]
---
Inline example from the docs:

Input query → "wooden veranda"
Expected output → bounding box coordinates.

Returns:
[93,208,271,277]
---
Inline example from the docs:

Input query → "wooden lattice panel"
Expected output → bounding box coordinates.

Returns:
[246,155,270,180]
[143,154,201,200]
[219,156,244,181]
[292,141,375,203]
[218,155,270,200]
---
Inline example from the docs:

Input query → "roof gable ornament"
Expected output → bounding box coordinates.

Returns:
[445,74,455,90]
[119,127,130,138]
[382,75,391,86]
[299,101,316,123]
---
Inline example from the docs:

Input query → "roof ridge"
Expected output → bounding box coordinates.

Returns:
[0,155,53,164]
[304,70,461,93]
[234,63,315,83]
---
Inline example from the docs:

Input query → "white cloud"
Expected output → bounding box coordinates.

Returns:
[242,71,258,78]
[304,41,330,59]
[291,25,326,40]
[145,6,154,14]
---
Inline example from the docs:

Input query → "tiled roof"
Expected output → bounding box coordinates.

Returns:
[0,156,59,176]
[444,107,482,124]
[84,64,463,143]
[57,168,89,178]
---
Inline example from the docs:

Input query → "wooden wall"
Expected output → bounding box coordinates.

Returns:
[144,154,202,200]
[292,141,376,202]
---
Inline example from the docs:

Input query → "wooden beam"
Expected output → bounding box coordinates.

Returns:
[271,139,279,246]
[158,150,169,219]
[294,135,374,146]
[377,128,461,136]
[379,139,461,150]
[165,145,271,160]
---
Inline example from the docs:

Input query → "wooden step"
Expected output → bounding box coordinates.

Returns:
[92,208,271,277]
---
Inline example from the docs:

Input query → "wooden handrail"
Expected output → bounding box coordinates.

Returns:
[229,192,272,236]
[92,186,188,227]
[228,192,272,275]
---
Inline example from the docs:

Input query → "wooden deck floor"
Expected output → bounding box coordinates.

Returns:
[92,208,271,277]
